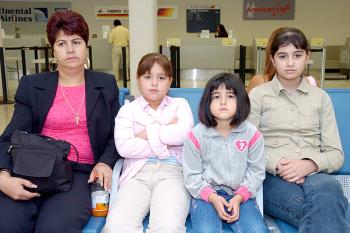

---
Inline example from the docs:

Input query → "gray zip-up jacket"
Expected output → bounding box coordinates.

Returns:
[182,121,265,202]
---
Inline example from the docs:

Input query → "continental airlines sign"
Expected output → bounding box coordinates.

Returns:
[0,7,48,22]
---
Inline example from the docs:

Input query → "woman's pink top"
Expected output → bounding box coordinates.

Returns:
[41,84,94,164]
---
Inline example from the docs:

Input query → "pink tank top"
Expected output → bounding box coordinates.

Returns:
[306,76,317,87]
[41,84,94,164]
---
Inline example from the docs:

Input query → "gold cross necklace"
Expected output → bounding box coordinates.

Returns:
[60,84,85,125]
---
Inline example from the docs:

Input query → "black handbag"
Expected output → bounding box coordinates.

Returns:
[8,130,79,194]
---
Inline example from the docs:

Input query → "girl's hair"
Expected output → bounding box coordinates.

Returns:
[270,27,310,58]
[199,73,250,128]
[263,27,287,81]
[262,27,310,81]
[137,53,172,78]
[46,10,89,47]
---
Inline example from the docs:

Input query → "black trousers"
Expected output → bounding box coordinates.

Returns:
[0,167,92,233]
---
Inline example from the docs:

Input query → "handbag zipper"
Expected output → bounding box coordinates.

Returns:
[8,144,68,157]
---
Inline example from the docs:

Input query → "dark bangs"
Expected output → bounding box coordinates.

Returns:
[199,73,250,128]
[270,28,310,56]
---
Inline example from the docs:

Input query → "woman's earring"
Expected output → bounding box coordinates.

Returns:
[49,59,58,72]
[84,57,90,69]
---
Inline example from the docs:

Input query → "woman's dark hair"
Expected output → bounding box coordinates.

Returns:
[46,10,89,47]
[216,24,228,38]
[270,27,310,58]
[199,73,250,127]
[137,53,172,78]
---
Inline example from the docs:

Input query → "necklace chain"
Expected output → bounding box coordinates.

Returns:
[59,84,85,125]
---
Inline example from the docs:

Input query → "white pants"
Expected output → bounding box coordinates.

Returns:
[111,46,129,80]
[104,163,190,233]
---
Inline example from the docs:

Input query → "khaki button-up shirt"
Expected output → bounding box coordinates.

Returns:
[248,76,343,175]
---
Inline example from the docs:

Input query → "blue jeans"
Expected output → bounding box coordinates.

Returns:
[190,190,269,233]
[264,172,350,233]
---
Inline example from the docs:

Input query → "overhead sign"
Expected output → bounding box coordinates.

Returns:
[0,7,48,23]
[95,5,129,19]
[95,5,178,20]
[243,0,295,20]
[158,6,177,19]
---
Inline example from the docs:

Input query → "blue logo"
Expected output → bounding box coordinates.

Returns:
[34,8,48,22]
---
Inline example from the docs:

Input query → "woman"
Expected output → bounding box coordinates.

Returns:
[0,10,120,233]
[215,24,228,38]
[248,27,350,233]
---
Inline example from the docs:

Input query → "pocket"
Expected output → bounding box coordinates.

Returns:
[265,138,290,148]
[300,104,320,126]
[303,137,321,147]
[260,101,284,125]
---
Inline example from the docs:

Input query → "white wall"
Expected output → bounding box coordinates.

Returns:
[2,0,350,46]
[70,0,350,46]
[157,0,350,46]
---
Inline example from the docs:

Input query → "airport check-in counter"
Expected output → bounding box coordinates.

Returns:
[340,37,350,77]
[251,38,268,75]
[4,37,46,75]
[179,38,236,81]
[89,38,113,70]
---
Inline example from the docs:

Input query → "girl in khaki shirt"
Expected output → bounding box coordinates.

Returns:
[248,27,350,233]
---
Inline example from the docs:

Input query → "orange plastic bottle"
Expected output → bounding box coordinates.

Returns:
[91,180,109,217]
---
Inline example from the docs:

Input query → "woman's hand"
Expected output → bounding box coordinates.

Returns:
[208,193,231,221]
[227,194,243,223]
[0,171,40,200]
[277,158,318,183]
[88,163,112,191]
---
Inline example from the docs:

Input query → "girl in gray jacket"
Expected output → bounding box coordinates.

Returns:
[183,73,268,233]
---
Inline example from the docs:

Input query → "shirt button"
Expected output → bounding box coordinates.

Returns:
[295,148,301,153]
[289,107,295,111]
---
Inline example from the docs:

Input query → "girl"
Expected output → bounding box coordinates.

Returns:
[104,53,194,233]
[183,73,269,233]
[248,27,350,232]
[246,27,317,93]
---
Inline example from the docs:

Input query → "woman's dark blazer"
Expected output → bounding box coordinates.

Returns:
[0,69,120,172]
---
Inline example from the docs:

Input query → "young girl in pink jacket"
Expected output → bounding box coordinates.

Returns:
[104,53,194,233]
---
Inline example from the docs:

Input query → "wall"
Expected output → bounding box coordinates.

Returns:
[157,0,350,46]
[2,0,350,46]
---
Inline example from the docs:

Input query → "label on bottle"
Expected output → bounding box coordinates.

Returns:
[92,191,109,208]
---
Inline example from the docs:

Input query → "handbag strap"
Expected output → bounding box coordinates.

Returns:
[67,142,80,165]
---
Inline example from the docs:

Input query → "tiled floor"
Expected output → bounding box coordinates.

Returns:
[1,70,349,133]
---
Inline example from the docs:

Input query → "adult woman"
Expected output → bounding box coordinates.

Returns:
[248,27,350,233]
[0,10,120,233]
[215,24,228,38]
[246,27,317,93]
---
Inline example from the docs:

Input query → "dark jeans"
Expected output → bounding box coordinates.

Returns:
[0,169,91,233]
[264,172,350,233]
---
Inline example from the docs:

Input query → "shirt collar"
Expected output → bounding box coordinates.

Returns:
[203,121,247,138]
[139,95,172,111]
[271,75,312,96]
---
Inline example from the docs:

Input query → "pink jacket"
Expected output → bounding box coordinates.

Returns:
[114,95,194,185]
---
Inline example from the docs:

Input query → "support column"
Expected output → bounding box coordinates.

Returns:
[128,0,157,96]
[0,20,12,104]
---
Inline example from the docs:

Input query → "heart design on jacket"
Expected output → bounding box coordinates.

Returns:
[235,140,248,152]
